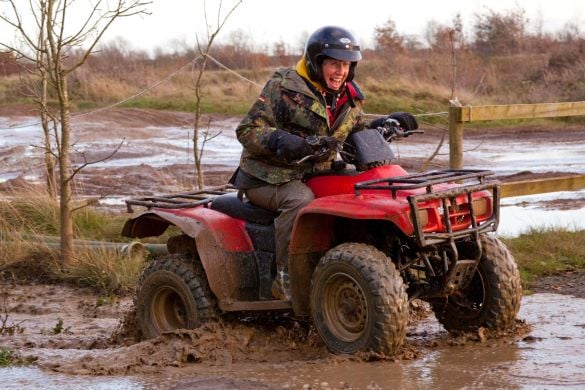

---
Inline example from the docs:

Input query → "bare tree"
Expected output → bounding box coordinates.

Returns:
[374,18,405,54]
[473,7,528,55]
[0,0,150,265]
[191,0,242,189]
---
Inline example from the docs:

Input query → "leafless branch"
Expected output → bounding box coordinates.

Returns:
[66,1,151,74]
[67,138,125,181]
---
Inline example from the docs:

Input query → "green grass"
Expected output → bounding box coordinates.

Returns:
[0,190,146,294]
[59,246,146,294]
[119,97,253,115]
[0,193,128,242]
[120,98,196,112]
[0,348,14,367]
[502,228,585,285]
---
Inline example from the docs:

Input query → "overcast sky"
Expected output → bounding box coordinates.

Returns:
[100,0,585,52]
[2,0,584,54]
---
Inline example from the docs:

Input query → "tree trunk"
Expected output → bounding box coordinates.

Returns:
[57,74,74,266]
[192,121,204,189]
[40,74,57,198]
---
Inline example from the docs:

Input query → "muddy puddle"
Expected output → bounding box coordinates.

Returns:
[1,289,584,389]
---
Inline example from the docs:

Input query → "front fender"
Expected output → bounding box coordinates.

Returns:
[289,194,412,255]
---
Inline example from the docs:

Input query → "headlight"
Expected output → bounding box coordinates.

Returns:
[472,197,489,216]
[414,208,429,227]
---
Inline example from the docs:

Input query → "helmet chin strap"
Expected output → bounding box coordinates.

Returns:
[321,84,345,111]
[327,91,339,111]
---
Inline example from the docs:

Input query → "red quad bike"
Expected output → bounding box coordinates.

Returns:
[122,123,522,356]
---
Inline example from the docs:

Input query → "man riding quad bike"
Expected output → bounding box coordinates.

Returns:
[122,120,522,356]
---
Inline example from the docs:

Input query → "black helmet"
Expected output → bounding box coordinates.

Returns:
[304,26,362,86]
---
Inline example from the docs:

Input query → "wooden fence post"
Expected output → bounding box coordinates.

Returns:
[448,104,464,170]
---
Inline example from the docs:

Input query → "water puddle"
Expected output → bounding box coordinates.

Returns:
[499,189,585,237]
[0,367,145,389]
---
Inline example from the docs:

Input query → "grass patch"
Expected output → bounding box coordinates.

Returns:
[1,189,146,294]
[0,190,128,241]
[56,246,146,294]
[0,348,15,367]
[120,98,196,112]
[501,228,585,285]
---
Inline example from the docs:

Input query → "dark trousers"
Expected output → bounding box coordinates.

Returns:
[245,180,315,269]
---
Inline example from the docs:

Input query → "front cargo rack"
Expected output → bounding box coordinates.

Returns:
[354,169,494,198]
[355,169,500,247]
[125,184,237,213]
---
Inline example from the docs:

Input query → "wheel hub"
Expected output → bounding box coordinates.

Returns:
[324,274,368,341]
[151,287,187,332]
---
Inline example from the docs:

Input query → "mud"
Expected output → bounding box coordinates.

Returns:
[1,107,585,388]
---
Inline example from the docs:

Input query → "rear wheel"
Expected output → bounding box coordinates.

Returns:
[134,254,217,339]
[431,235,522,332]
[310,243,408,355]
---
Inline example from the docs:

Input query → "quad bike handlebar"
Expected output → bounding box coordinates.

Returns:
[295,121,424,165]
[295,135,338,164]
[375,118,425,142]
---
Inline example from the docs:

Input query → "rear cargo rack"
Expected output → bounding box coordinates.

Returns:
[125,184,236,213]
[355,169,500,247]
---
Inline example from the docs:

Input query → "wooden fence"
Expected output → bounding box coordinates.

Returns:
[448,101,585,197]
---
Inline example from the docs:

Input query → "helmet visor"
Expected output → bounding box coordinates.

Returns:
[322,43,362,62]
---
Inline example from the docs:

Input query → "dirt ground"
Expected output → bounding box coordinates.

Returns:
[1,107,585,387]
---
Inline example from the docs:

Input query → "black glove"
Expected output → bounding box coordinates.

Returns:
[388,112,418,130]
[268,129,313,162]
[370,112,418,131]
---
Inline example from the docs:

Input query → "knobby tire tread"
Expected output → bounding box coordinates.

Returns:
[135,254,217,338]
[312,242,409,355]
[432,235,522,332]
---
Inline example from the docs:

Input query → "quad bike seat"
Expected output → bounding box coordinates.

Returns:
[210,192,278,225]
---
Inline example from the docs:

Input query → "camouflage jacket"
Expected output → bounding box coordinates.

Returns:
[235,68,366,185]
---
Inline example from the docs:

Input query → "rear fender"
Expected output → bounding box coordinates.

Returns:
[122,207,253,251]
[122,207,257,304]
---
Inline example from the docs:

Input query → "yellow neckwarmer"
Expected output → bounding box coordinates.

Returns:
[295,57,327,92]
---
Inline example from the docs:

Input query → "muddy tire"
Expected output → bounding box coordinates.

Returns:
[134,254,217,339]
[310,243,409,355]
[431,235,522,333]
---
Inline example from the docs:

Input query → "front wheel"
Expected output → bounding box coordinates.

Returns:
[431,235,522,333]
[134,255,217,339]
[310,243,408,355]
